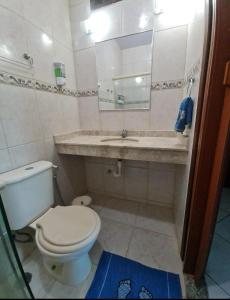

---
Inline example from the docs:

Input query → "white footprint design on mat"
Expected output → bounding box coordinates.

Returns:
[118,280,131,299]
[139,287,153,299]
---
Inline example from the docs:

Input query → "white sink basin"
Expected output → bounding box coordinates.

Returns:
[101,137,139,143]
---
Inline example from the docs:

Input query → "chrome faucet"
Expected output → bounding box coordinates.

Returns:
[121,129,128,138]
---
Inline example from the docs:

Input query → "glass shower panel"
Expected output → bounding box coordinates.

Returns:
[0,196,33,299]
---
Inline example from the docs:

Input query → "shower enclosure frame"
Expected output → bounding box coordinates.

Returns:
[0,194,34,298]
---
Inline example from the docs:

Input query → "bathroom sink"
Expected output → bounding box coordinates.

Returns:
[100,138,139,143]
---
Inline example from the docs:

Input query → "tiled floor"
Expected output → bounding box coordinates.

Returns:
[23,196,184,299]
[205,188,230,299]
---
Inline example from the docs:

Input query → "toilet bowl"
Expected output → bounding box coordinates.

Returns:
[0,161,101,287]
[30,205,101,286]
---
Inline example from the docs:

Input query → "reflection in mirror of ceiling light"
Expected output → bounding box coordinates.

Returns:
[139,14,149,29]
[136,77,143,84]
[42,33,53,46]
[0,44,11,57]
[156,0,195,25]
[85,10,111,42]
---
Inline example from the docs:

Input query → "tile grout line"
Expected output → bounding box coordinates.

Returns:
[205,273,230,297]
[125,226,135,258]
[216,212,230,224]
[100,213,176,240]
[214,231,230,245]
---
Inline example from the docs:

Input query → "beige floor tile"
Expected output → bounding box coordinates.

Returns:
[45,281,82,299]
[23,249,55,298]
[45,264,97,299]
[89,193,106,213]
[90,218,133,261]
[127,228,182,274]
[135,204,176,237]
[99,197,139,226]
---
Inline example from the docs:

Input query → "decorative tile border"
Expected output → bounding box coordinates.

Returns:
[75,80,185,97]
[0,64,201,97]
[77,89,98,97]
[151,79,184,91]
[0,71,78,97]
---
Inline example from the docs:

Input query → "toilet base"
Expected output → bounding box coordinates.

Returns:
[43,254,92,287]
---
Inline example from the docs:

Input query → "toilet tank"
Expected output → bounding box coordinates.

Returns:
[0,161,54,230]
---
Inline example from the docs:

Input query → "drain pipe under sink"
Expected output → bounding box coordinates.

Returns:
[113,159,123,177]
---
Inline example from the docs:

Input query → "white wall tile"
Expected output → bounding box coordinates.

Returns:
[70,0,92,51]
[100,111,124,131]
[85,159,178,207]
[51,0,72,48]
[44,138,59,163]
[74,48,98,89]
[0,121,6,149]
[122,0,154,36]
[100,3,122,41]
[185,15,205,74]
[26,24,55,84]
[9,140,46,168]
[0,0,82,204]
[125,160,148,169]
[0,85,42,147]
[0,149,12,173]
[155,3,190,32]
[150,89,183,131]
[85,162,104,192]
[0,6,28,64]
[124,111,150,130]
[103,163,125,196]
[59,95,80,132]
[125,166,148,202]
[60,95,79,123]
[148,166,175,206]
[152,25,188,82]
[70,0,90,22]
[36,91,63,139]
[22,0,53,35]
[79,97,100,130]
[0,0,23,15]
[69,0,87,7]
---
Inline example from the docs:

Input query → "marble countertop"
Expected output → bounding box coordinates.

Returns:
[54,130,188,165]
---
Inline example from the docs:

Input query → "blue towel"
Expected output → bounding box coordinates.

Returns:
[175,96,193,133]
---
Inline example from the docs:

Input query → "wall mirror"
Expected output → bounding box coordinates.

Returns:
[95,30,153,111]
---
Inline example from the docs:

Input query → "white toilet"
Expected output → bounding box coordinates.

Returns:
[0,161,101,286]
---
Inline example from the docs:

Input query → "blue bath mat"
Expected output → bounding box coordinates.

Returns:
[86,251,182,299]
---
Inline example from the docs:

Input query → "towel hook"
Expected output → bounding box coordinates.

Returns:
[187,77,195,97]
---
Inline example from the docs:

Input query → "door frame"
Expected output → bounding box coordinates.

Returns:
[182,0,230,282]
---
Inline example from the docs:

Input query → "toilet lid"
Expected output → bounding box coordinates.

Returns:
[36,206,98,246]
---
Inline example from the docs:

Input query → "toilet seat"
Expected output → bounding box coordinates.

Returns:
[36,206,100,254]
